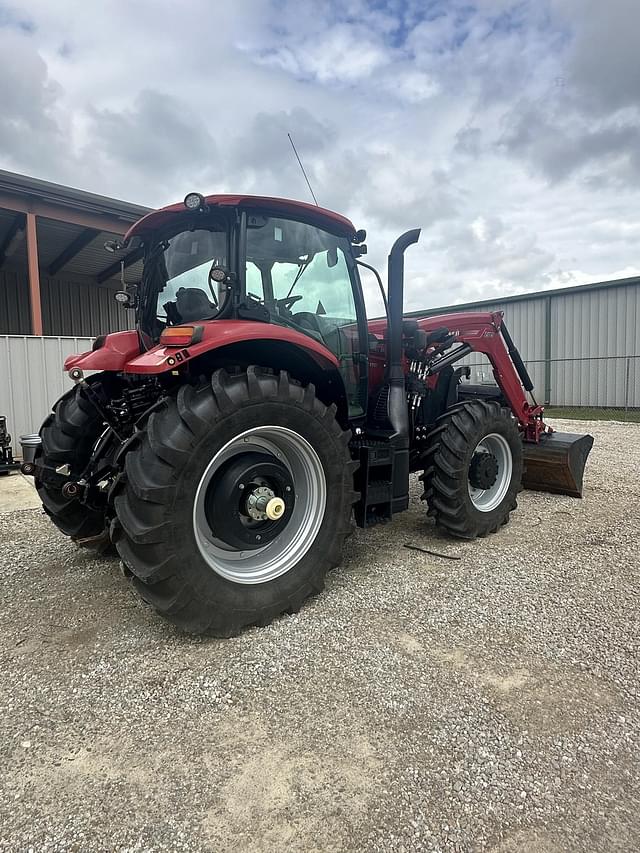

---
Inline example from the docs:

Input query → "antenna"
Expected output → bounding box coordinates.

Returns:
[287,132,319,206]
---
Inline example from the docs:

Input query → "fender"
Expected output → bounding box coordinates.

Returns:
[64,330,141,372]
[63,322,340,376]
[123,320,340,375]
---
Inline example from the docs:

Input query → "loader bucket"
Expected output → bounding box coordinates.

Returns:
[522,432,594,498]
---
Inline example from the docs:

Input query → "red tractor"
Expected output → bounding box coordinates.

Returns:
[30,193,593,636]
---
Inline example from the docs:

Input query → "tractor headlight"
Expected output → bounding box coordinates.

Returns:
[209,267,227,283]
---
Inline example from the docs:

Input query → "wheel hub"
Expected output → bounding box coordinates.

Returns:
[193,426,327,585]
[204,451,294,550]
[469,451,499,490]
[246,485,277,520]
[466,433,513,513]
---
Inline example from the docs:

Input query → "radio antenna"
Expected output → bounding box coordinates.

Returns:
[287,132,319,206]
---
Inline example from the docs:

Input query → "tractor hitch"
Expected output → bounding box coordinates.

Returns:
[62,480,83,499]
[522,431,594,498]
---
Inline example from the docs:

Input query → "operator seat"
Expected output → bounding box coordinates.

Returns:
[286,311,325,344]
[173,287,217,322]
[292,311,324,335]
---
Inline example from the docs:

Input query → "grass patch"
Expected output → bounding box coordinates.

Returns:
[544,407,640,423]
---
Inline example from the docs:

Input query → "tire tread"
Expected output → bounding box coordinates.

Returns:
[113,367,357,636]
[420,400,522,539]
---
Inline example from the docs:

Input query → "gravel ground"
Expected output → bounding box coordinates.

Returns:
[0,418,638,853]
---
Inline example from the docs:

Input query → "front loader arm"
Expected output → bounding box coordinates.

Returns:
[412,310,593,497]
[414,310,545,441]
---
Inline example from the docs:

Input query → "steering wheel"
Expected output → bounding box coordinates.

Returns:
[275,294,303,311]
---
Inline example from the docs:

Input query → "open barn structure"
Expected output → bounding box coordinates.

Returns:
[0,169,149,337]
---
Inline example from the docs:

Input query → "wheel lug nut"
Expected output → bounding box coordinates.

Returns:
[255,535,261,541]
[238,483,245,490]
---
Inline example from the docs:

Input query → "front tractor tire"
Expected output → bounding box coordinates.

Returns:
[420,400,523,539]
[112,367,357,637]
[35,378,111,547]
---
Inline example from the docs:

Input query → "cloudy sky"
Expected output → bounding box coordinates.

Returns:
[1,0,639,311]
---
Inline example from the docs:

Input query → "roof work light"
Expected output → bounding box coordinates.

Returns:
[184,192,205,211]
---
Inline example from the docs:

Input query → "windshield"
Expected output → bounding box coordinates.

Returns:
[139,222,229,338]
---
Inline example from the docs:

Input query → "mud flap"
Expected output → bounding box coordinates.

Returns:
[522,432,594,498]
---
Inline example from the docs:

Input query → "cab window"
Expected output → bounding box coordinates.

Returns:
[246,215,364,416]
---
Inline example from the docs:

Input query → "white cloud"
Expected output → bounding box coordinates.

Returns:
[254,25,390,83]
[385,69,440,103]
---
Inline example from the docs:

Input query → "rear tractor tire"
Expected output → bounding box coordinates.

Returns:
[111,367,358,637]
[420,400,523,539]
[35,377,111,548]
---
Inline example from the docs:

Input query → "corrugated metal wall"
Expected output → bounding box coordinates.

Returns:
[550,283,640,358]
[0,269,32,334]
[545,357,638,408]
[547,285,640,406]
[500,298,548,397]
[41,275,131,336]
[0,335,94,448]
[0,268,132,336]
[498,286,639,406]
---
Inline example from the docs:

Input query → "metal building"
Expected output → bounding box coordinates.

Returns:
[406,276,640,411]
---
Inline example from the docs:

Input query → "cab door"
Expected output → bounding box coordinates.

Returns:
[245,214,368,418]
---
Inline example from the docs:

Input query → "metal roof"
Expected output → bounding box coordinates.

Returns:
[0,169,150,222]
[34,216,142,282]
[0,208,17,243]
[35,217,87,268]
[0,170,148,282]
[404,274,640,318]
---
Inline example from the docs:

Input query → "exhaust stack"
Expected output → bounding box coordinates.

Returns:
[386,228,421,439]
[385,228,421,515]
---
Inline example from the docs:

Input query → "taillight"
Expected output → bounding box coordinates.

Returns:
[159,325,204,347]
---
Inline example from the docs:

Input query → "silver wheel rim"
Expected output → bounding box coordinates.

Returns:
[193,426,326,584]
[468,433,513,512]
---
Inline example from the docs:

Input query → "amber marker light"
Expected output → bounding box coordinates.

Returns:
[159,325,204,347]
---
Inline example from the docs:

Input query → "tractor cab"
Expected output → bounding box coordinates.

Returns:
[124,194,369,418]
